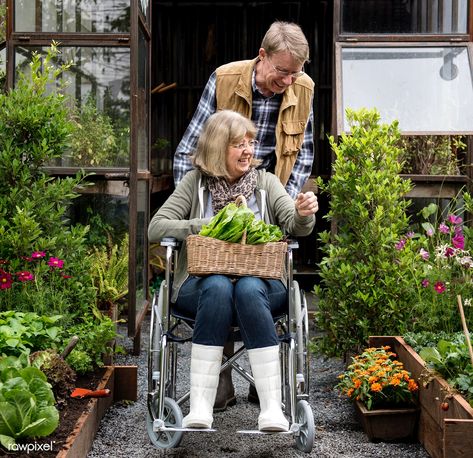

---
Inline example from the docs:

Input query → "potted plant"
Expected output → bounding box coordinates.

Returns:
[336,345,419,442]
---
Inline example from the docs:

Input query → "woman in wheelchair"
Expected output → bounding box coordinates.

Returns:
[148,110,318,432]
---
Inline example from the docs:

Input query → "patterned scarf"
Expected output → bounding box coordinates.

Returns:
[207,168,258,214]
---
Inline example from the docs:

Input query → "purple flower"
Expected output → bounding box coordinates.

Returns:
[439,223,449,234]
[406,231,415,239]
[395,239,406,250]
[48,257,64,269]
[419,248,430,260]
[421,279,430,288]
[426,228,434,237]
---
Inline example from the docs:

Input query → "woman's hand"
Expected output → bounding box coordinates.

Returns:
[295,192,318,217]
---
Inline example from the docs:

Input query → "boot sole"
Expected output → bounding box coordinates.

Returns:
[213,396,236,412]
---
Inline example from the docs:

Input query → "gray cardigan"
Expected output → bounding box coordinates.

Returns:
[148,169,315,301]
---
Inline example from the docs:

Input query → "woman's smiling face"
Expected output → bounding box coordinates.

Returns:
[226,135,256,183]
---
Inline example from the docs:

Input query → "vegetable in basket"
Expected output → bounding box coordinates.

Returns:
[199,202,283,244]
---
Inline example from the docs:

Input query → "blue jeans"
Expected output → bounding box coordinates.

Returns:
[174,275,287,349]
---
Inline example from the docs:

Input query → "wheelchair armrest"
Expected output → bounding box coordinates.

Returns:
[287,239,299,250]
[160,237,180,248]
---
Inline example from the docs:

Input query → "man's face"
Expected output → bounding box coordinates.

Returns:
[258,49,304,94]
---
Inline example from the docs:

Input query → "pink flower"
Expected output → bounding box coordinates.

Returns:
[16,271,34,282]
[426,228,434,237]
[406,231,415,239]
[0,271,13,289]
[48,257,64,269]
[452,233,465,250]
[434,281,446,294]
[439,223,449,234]
[31,251,46,259]
[448,214,463,225]
[419,248,430,260]
[395,239,406,250]
[421,279,430,288]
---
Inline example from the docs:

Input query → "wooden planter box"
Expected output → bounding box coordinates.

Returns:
[56,365,137,458]
[369,336,473,458]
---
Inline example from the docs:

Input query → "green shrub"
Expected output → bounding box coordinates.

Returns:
[314,108,416,357]
[0,43,96,317]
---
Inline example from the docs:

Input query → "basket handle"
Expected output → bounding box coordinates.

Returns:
[235,195,247,245]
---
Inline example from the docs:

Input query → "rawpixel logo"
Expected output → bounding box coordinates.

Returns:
[7,441,55,453]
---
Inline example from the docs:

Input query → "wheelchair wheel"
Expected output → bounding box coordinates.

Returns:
[146,397,183,449]
[294,400,315,453]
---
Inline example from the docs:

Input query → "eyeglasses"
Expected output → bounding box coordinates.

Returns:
[267,57,305,79]
[230,139,259,150]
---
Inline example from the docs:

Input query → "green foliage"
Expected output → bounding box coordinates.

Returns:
[0,1,5,43]
[64,316,117,374]
[90,234,129,313]
[0,353,59,449]
[68,93,127,166]
[314,108,415,356]
[399,135,465,175]
[0,312,62,356]
[416,335,473,404]
[0,43,96,315]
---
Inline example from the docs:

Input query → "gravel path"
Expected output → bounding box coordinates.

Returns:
[88,317,430,458]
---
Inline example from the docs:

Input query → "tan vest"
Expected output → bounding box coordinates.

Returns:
[215,58,314,186]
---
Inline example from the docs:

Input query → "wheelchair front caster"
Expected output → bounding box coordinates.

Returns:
[146,397,183,449]
[294,400,315,453]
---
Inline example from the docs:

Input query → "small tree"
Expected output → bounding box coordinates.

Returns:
[314,108,416,357]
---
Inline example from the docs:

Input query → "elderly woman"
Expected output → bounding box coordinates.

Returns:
[148,110,318,432]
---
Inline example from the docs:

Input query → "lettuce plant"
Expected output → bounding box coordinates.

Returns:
[0,353,59,449]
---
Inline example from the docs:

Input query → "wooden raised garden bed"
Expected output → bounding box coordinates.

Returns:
[369,336,473,458]
[57,365,137,458]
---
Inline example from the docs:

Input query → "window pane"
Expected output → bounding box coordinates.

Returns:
[137,26,149,170]
[135,180,148,312]
[15,46,130,167]
[14,0,130,33]
[341,0,468,34]
[139,0,149,19]
[341,47,473,133]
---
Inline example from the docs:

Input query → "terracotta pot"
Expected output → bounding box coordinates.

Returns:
[354,400,419,442]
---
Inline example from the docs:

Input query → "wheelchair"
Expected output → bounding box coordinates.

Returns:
[146,237,315,453]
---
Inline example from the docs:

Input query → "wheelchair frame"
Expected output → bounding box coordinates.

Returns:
[146,237,315,452]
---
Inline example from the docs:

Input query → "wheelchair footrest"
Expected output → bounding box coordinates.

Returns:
[153,422,216,433]
[237,429,294,435]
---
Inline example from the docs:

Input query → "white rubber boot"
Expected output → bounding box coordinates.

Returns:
[182,343,224,428]
[248,345,289,432]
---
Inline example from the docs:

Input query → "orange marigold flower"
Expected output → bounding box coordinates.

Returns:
[382,346,391,351]
[353,379,362,388]
[389,377,401,386]
[368,376,378,384]
[347,388,354,397]
[370,383,383,392]
[408,379,419,392]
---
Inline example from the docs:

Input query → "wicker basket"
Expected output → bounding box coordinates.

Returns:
[186,234,287,279]
[187,195,287,279]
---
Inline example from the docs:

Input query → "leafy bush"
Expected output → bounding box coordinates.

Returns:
[0,352,59,449]
[314,108,416,356]
[0,43,96,317]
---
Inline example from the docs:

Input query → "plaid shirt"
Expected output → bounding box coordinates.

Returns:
[173,71,314,199]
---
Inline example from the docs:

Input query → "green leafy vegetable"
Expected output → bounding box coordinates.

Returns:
[199,202,283,244]
[0,353,59,448]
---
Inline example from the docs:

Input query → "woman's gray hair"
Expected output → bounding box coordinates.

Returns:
[192,110,261,179]
[261,21,310,65]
